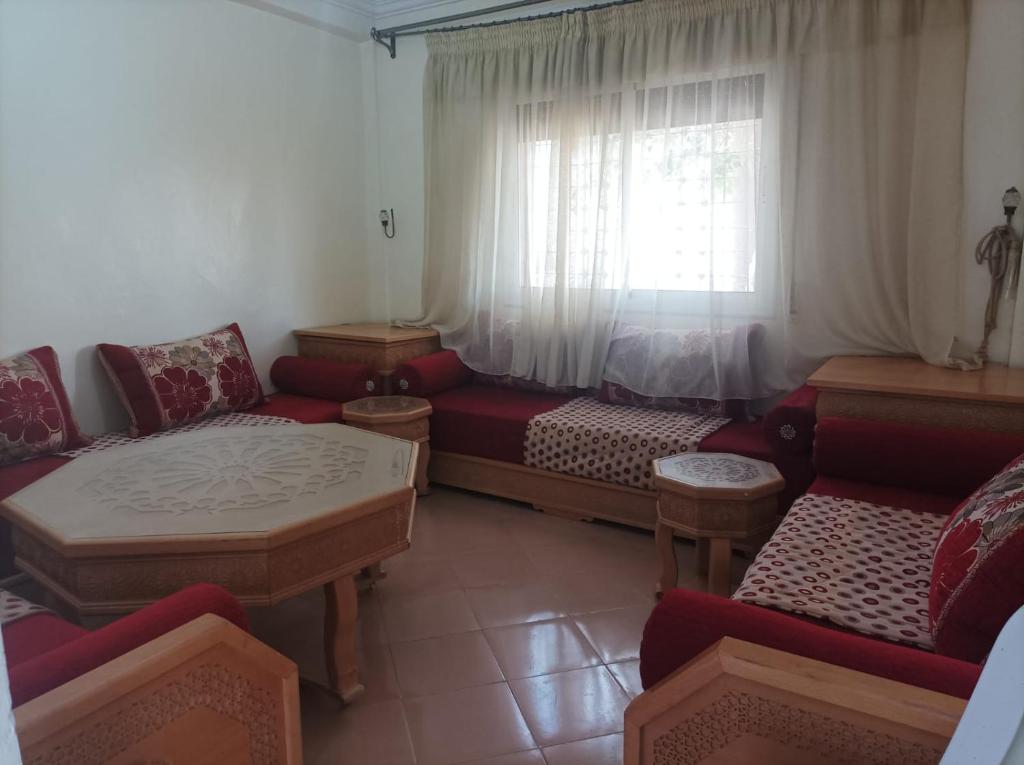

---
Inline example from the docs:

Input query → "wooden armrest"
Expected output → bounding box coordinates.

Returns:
[15,614,301,764]
[626,637,965,765]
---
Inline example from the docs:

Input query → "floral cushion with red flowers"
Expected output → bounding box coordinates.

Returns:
[0,346,91,466]
[929,453,1024,662]
[97,323,265,437]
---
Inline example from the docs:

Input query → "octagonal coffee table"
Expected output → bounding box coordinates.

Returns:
[653,452,783,597]
[0,423,417,703]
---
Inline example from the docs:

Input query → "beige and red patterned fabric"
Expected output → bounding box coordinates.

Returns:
[97,323,265,437]
[930,454,1024,661]
[523,397,728,490]
[0,346,91,466]
[733,494,946,649]
[0,589,51,626]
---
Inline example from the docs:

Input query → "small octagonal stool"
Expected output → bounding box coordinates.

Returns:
[653,452,783,597]
[343,395,433,496]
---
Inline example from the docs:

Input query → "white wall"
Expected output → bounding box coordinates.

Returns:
[362,0,1024,363]
[0,0,372,434]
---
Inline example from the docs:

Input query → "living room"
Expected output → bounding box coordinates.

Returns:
[1,0,1023,763]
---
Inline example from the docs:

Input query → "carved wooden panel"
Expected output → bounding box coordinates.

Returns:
[657,493,777,538]
[817,390,1024,432]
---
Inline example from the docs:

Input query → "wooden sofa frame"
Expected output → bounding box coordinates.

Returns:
[15,614,302,764]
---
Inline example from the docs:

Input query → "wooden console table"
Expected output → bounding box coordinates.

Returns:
[808,356,1024,432]
[294,323,440,392]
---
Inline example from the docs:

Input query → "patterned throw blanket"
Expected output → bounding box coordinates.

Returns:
[0,589,52,626]
[523,397,729,490]
[60,411,298,458]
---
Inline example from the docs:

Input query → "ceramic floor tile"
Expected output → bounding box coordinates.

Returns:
[543,733,624,765]
[606,659,643,699]
[390,630,504,697]
[381,589,480,644]
[449,546,542,588]
[404,682,535,765]
[484,618,601,679]
[465,582,568,629]
[547,570,654,616]
[460,751,545,765]
[573,605,650,663]
[302,692,415,765]
[510,666,629,747]
[374,557,462,601]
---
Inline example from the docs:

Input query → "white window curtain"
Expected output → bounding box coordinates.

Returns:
[414,0,969,399]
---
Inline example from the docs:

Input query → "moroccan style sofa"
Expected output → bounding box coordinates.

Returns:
[394,349,818,530]
[639,415,1024,701]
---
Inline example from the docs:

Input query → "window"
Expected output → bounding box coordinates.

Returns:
[519,75,765,298]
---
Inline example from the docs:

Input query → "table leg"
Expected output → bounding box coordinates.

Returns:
[416,440,431,496]
[707,538,732,597]
[323,575,364,703]
[655,522,678,598]
[696,538,710,575]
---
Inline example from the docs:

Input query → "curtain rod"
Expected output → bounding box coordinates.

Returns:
[370,0,643,58]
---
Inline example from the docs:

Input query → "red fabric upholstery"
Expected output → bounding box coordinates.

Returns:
[394,350,472,397]
[814,417,1024,499]
[929,453,1024,662]
[2,614,87,667]
[269,356,376,403]
[598,381,747,419]
[640,589,981,699]
[7,583,247,707]
[97,323,265,436]
[699,420,815,511]
[429,385,573,464]
[0,346,91,465]
[763,384,817,455]
[808,476,960,516]
[247,393,345,424]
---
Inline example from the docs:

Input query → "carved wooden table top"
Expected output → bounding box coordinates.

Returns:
[653,452,783,500]
[342,395,432,425]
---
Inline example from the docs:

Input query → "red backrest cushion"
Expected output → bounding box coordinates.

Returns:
[597,381,747,419]
[394,350,472,397]
[930,453,1024,662]
[97,323,265,437]
[0,346,91,465]
[763,384,817,454]
[269,356,377,402]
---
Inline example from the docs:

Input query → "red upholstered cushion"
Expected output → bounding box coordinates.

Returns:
[597,381,747,419]
[395,350,472,397]
[8,583,247,707]
[763,384,817,455]
[97,323,265,436]
[640,589,981,699]
[475,372,579,395]
[814,417,1024,499]
[809,476,960,517]
[429,385,573,464]
[269,356,377,402]
[930,453,1024,662]
[247,393,345,424]
[3,613,87,667]
[0,346,91,466]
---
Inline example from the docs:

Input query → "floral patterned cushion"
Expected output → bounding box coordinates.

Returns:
[0,346,91,466]
[930,453,1024,662]
[97,323,265,437]
[733,493,946,650]
[597,381,748,420]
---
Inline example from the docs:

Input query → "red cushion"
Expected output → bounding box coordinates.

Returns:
[395,350,472,397]
[3,614,87,667]
[699,420,815,511]
[814,417,1024,499]
[269,356,377,402]
[8,583,247,707]
[930,453,1024,662]
[809,476,961,516]
[0,346,91,465]
[763,384,817,455]
[640,589,981,699]
[429,385,573,464]
[247,393,345,424]
[97,323,265,436]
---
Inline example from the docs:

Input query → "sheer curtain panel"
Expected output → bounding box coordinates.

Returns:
[414,0,970,398]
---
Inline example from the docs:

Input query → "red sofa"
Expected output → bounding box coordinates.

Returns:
[0,355,377,576]
[640,416,1024,700]
[3,583,246,707]
[395,349,818,512]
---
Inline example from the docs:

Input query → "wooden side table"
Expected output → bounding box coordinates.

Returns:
[653,452,782,597]
[624,637,964,765]
[343,395,432,495]
[294,323,440,393]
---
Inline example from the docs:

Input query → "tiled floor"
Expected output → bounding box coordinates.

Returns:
[248,486,747,765]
